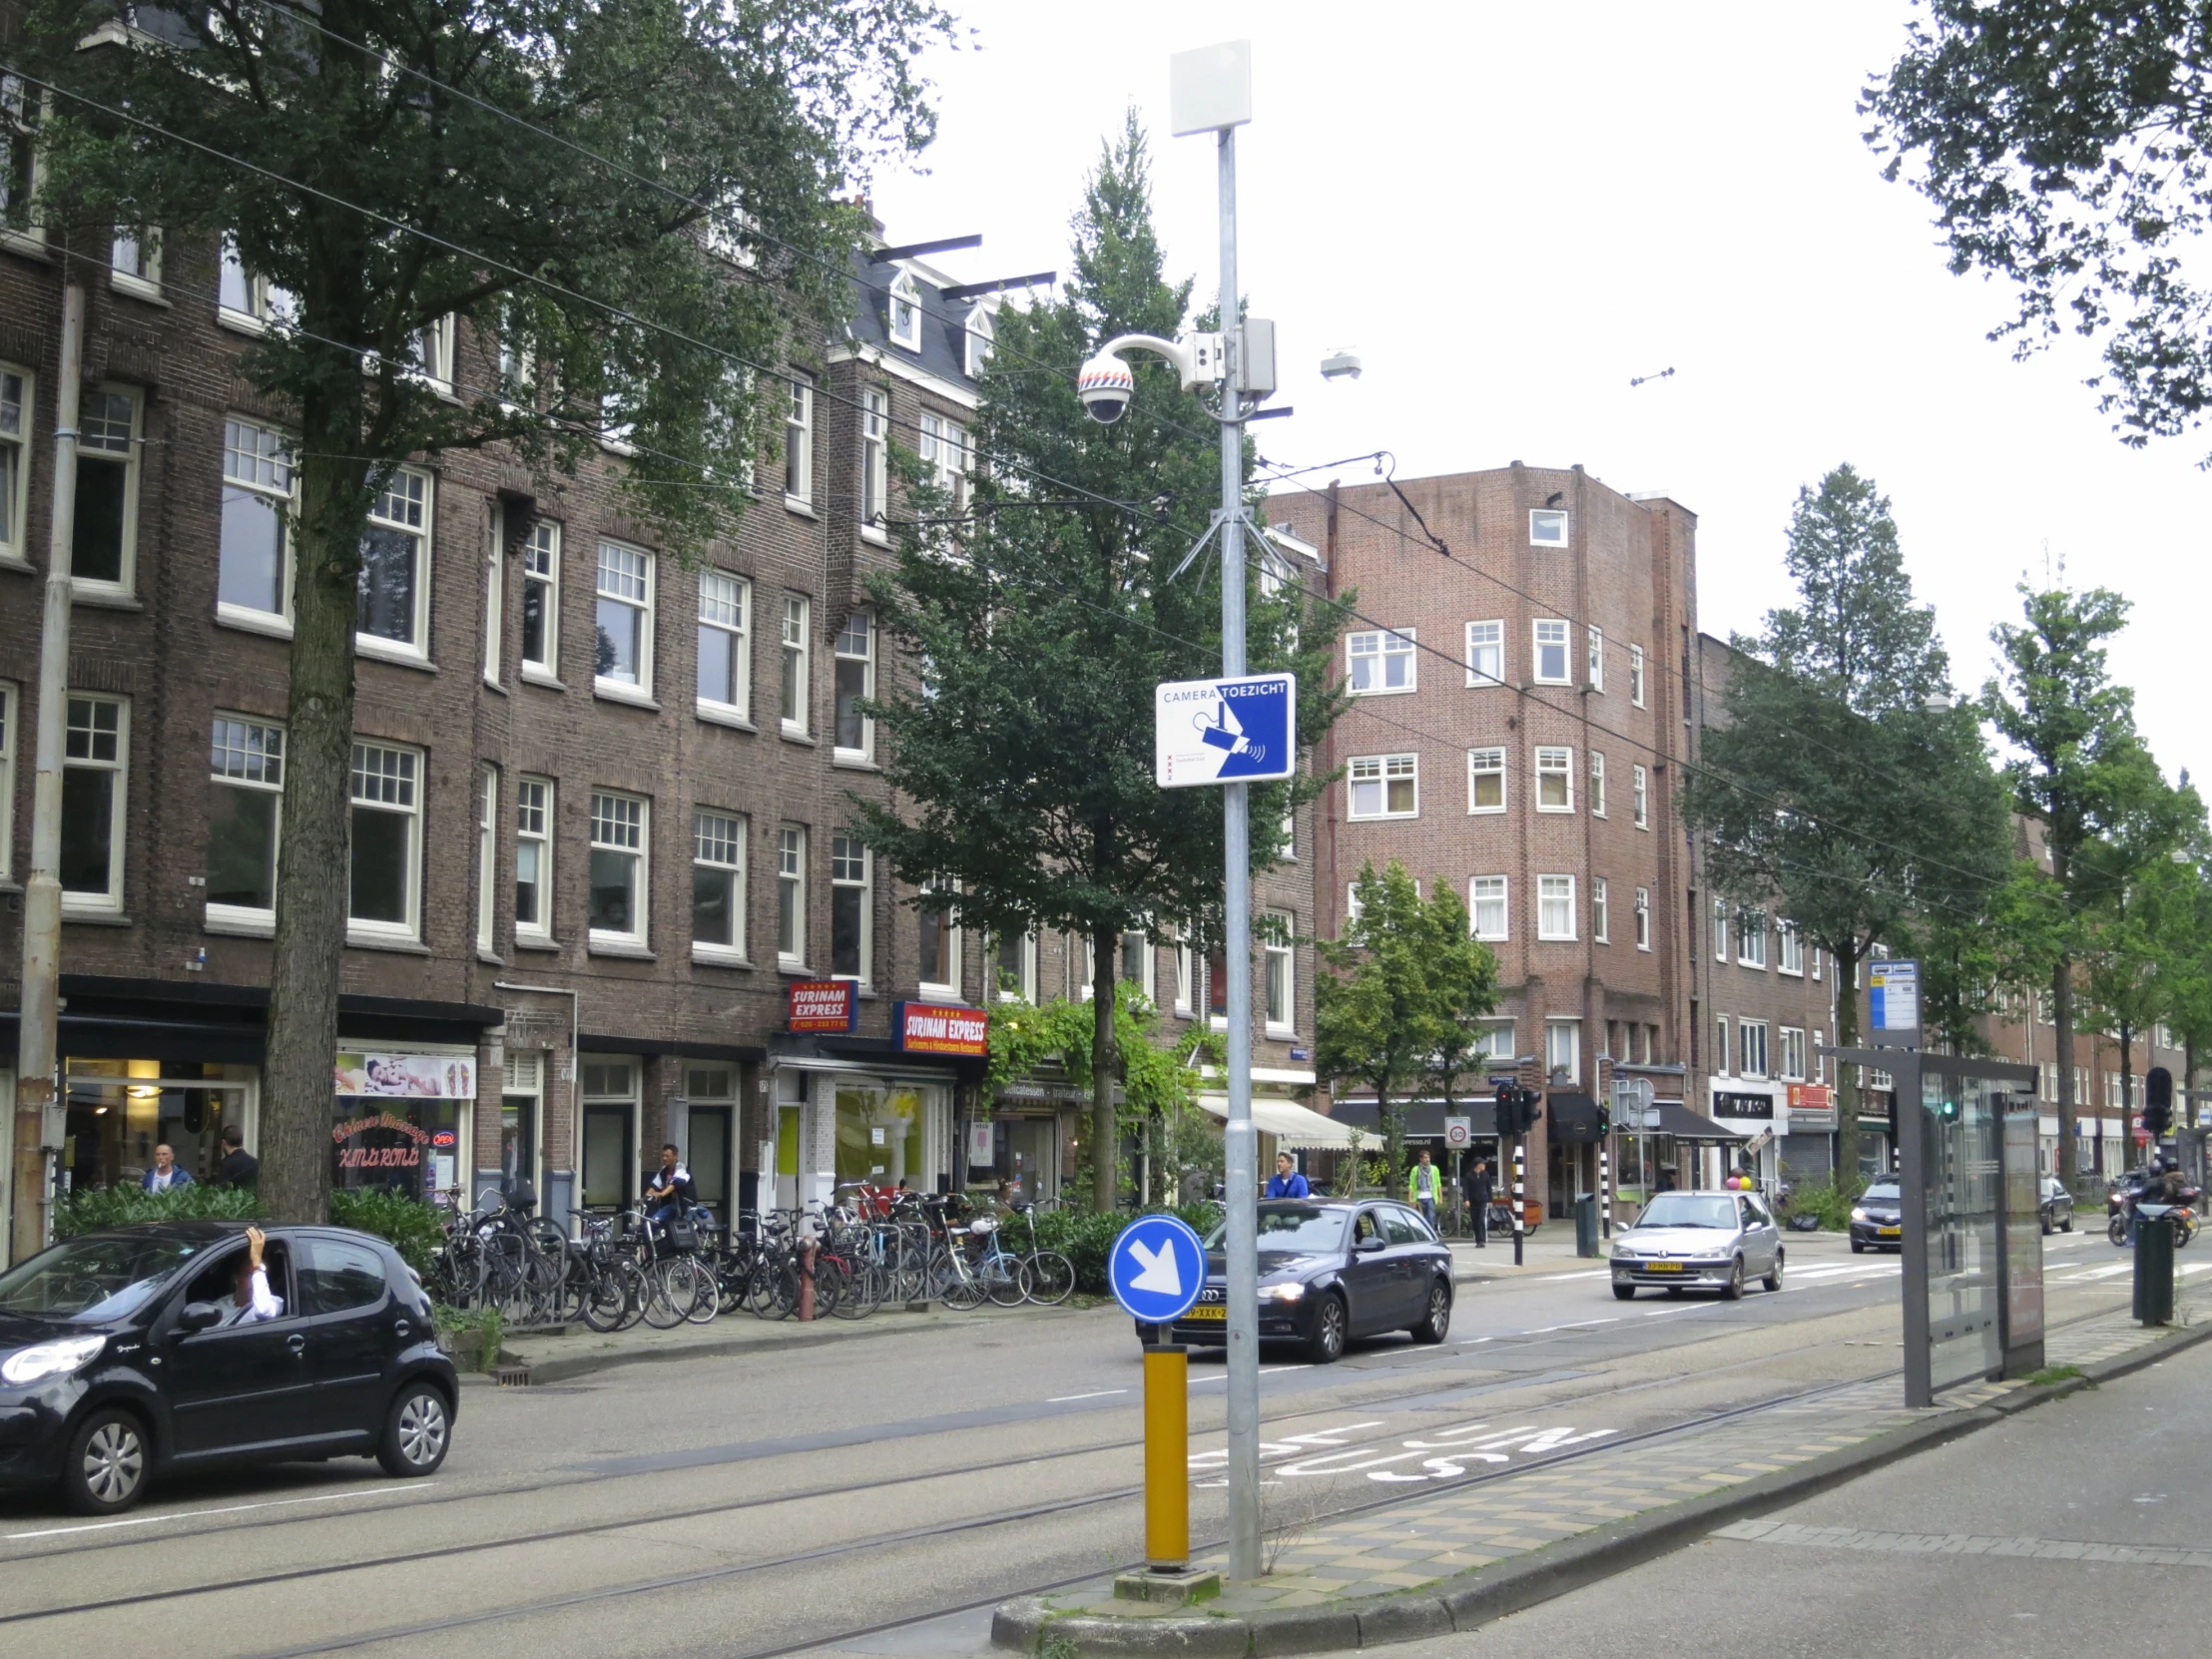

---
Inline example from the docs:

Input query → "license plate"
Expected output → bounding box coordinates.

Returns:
[1879,1227,1901,1238]
[1647,1261,1683,1272]
[1182,1305,1227,1321]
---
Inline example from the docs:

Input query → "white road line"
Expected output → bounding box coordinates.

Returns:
[1456,1336,1496,1346]
[5,1483,438,1540]
[1536,1270,1613,1282]
[1520,1318,1623,1335]
[1047,1388,1129,1402]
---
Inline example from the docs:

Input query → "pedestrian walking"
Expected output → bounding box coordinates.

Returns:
[1406,1148,1442,1230]
[211,1124,259,1189]
[1267,1151,1310,1199]
[1464,1157,1493,1247]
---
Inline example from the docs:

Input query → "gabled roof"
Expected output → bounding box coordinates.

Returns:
[845,249,985,392]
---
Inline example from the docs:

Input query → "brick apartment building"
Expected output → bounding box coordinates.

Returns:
[0,206,1325,1244]
[1267,463,1722,1218]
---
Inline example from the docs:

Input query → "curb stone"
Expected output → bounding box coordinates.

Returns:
[992,1317,2212,1657]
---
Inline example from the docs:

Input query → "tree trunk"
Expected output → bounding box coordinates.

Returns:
[1379,1093,1402,1195]
[259,407,370,1225]
[2055,959,2078,1185]
[1090,929,1119,1213]
[2120,1022,2135,1119]
[1834,941,1863,1186]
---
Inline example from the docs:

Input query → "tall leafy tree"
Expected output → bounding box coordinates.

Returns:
[1683,466,2010,1179]
[1865,2,2212,457]
[1315,861,1499,1188]
[11,0,951,1223]
[1984,586,2167,1181]
[856,117,1343,1211]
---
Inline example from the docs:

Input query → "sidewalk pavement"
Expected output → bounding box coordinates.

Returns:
[992,1307,2205,1656]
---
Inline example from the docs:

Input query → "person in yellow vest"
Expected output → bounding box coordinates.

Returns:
[1406,1148,1442,1230]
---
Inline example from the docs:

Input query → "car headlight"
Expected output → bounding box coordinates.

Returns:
[1850,1207,1869,1223]
[1,1335,107,1386]
[1611,1240,1637,1259]
[1257,1282,1307,1303]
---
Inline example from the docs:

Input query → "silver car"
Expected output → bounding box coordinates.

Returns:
[1610,1190,1784,1301]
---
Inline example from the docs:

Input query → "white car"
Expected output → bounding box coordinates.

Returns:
[1610,1190,1784,1301]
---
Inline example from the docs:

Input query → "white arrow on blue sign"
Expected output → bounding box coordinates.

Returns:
[1108,1213,1208,1325]
[1155,673,1297,787]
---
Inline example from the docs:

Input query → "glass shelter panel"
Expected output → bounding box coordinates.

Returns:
[1921,1069,2003,1390]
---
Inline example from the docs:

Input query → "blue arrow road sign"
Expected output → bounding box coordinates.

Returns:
[1108,1213,1207,1325]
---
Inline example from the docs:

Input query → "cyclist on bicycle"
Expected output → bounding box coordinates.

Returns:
[644,1143,695,1229]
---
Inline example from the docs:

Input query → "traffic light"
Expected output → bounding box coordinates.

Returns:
[1490,1080,1543,1137]
[2146,1067,2174,1138]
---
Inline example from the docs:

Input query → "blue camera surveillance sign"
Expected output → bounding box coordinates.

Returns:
[1155,673,1297,787]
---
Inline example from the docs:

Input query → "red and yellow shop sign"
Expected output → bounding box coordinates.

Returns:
[789,979,858,1032]
[894,1001,989,1056]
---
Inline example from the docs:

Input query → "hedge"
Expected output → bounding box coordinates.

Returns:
[1020,1202,1224,1296]
[49,1182,444,1273]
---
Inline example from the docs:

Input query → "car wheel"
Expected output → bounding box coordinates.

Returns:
[1720,1257,1745,1301]
[1305,1294,1348,1365]
[1410,1282,1451,1344]
[2064,1214,2074,1233]
[60,1406,150,1516]
[1763,1248,1785,1293]
[1850,1239,1865,1255]
[376,1381,452,1478]
[1612,1284,1635,1302]
[2041,1214,2052,1236]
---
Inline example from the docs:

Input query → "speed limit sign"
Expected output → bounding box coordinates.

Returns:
[1443,1116,1471,1148]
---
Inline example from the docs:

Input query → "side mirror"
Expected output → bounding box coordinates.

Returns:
[176,1301,223,1335]
[1355,1236,1387,1254]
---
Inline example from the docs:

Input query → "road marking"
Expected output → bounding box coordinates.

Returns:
[1713,1518,2212,1566]
[1455,1336,1495,1345]
[5,1483,438,1540]
[1520,1318,1622,1335]
[1536,1270,1613,1281]
[1190,1363,1313,1384]
[1046,1389,1128,1402]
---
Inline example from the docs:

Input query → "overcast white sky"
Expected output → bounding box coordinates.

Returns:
[869,1,2212,788]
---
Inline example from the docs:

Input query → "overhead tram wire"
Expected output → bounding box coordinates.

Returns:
[3,66,2040,908]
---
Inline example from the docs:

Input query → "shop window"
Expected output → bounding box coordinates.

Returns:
[61,695,127,911]
[835,1083,926,1186]
[219,416,292,626]
[830,832,870,981]
[698,569,751,720]
[594,539,654,696]
[778,824,808,966]
[207,714,283,925]
[589,791,649,948]
[63,1061,249,1191]
[515,777,553,941]
[833,610,874,760]
[348,742,420,939]
[73,388,139,596]
[520,521,560,681]
[693,809,747,961]
[356,468,431,660]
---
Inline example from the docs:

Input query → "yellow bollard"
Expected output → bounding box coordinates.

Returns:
[1143,1340,1189,1568]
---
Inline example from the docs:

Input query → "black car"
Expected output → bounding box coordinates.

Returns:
[1135,1200,1453,1364]
[2039,1176,2076,1236]
[1849,1182,1905,1253]
[0,1221,458,1514]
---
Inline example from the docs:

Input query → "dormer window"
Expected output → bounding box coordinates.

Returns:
[887,270,921,351]
[964,302,994,376]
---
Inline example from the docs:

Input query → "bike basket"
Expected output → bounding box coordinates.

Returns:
[668,1222,700,1252]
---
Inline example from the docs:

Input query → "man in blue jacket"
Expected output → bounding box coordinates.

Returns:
[1267,1151,1309,1199]
[142,1144,193,1193]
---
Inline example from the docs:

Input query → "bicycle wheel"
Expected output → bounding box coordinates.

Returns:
[828,1253,878,1319]
[520,1250,564,1326]
[936,1252,986,1311]
[749,1256,795,1320]
[641,1257,697,1329]
[811,1254,848,1318]
[1023,1251,1076,1306]
[984,1255,1027,1308]
[581,1258,640,1333]
[682,1256,721,1324]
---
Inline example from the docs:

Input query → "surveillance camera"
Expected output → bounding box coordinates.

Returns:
[1320,349,1363,382]
[1076,350,1136,423]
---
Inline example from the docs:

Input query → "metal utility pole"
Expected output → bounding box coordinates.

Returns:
[11,279,84,1264]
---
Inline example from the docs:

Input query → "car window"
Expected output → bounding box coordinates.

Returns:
[299,1238,388,1315]
[1382,1208,1425,1246]
[1353,1210,1382,1245]
[1744,1195,1772,1226]
[176,1239,294,1321]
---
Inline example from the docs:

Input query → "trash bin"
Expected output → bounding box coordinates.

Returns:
[1574,1193,1600,1259]
[2134,1209,2176,1325]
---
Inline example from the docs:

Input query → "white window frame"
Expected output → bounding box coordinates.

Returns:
[1589,751,1606,818]
[593,538,656,701]
[217,414,294,632]
[1713,896,1729,961]
[355,466,432,664]
[1346,627,1416,696]
[0,74,49,256]
[414,313,456,397]
[1476,1020,1515,1065]
[1545,1017,1580,1083]
[1778,1026,1807,1083]
[588,790,650,950]
[217,235,296,335]
[918,413,968,509]
[519,521,561,683]
[830,832,872,984]
[1263,910,1295,1036]
[1592,876,1609,944]
[833,609,875,762]
[1532,618,1571,685]
[1738,908,1768,969]
[515,776,554,943]
[778,824,808,967]
[1587,624,1604,691]
[916,881,962,998]
[781,594,811,737]
[72,386,141,600]
[996,928,1038,1004]
[1778,922,1805,976]
[476,763,498,953]
[1529,508,1568,547]
[1537,873,1576,941]
[888,270,922,350]
[964,301,995,376]
[1467,747,1506,814]
[1632,764,1649,829]
[482,503,504,686]
[1629,643,1646,708]
[347,740,421,942]
[206,713,283,930]
[0,363,29,566]
[1714,1015,1731,1077]
[0,683,15,881]
[860,386,889,538]
[1477,875,1512,942]
[1634,886,1651,951]
[1172,927,1194,1015]
[1465,619,1503,687]
[1739,1018,1770,1080]
[62,694,128,914]
[784,372,814,507]
[1348,753,1418,821]
[110,225,162,299]
[696,568,752,724]
[1534,746,1574,813]
[692,809,749,964]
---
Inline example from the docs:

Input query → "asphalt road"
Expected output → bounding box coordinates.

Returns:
[0,1225,2156,1659]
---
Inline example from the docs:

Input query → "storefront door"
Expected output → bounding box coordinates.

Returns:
[582,1105,634,1209]
[690,1107,732,1209]
[1005,1118,1058,1203]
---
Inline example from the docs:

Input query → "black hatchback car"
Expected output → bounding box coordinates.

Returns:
[0,1221,458,1514]
[1139,1200,1454,1364]
[1849,1182,1904,1253]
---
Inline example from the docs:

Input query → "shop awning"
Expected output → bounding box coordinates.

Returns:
[1198,1096,1382,1151]
[1645,1102,1745,1142]
[1546,1093,1605,1145]
[1330,1099,1498,1138]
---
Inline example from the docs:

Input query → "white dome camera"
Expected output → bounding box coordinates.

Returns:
[1077,350,1136,423]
